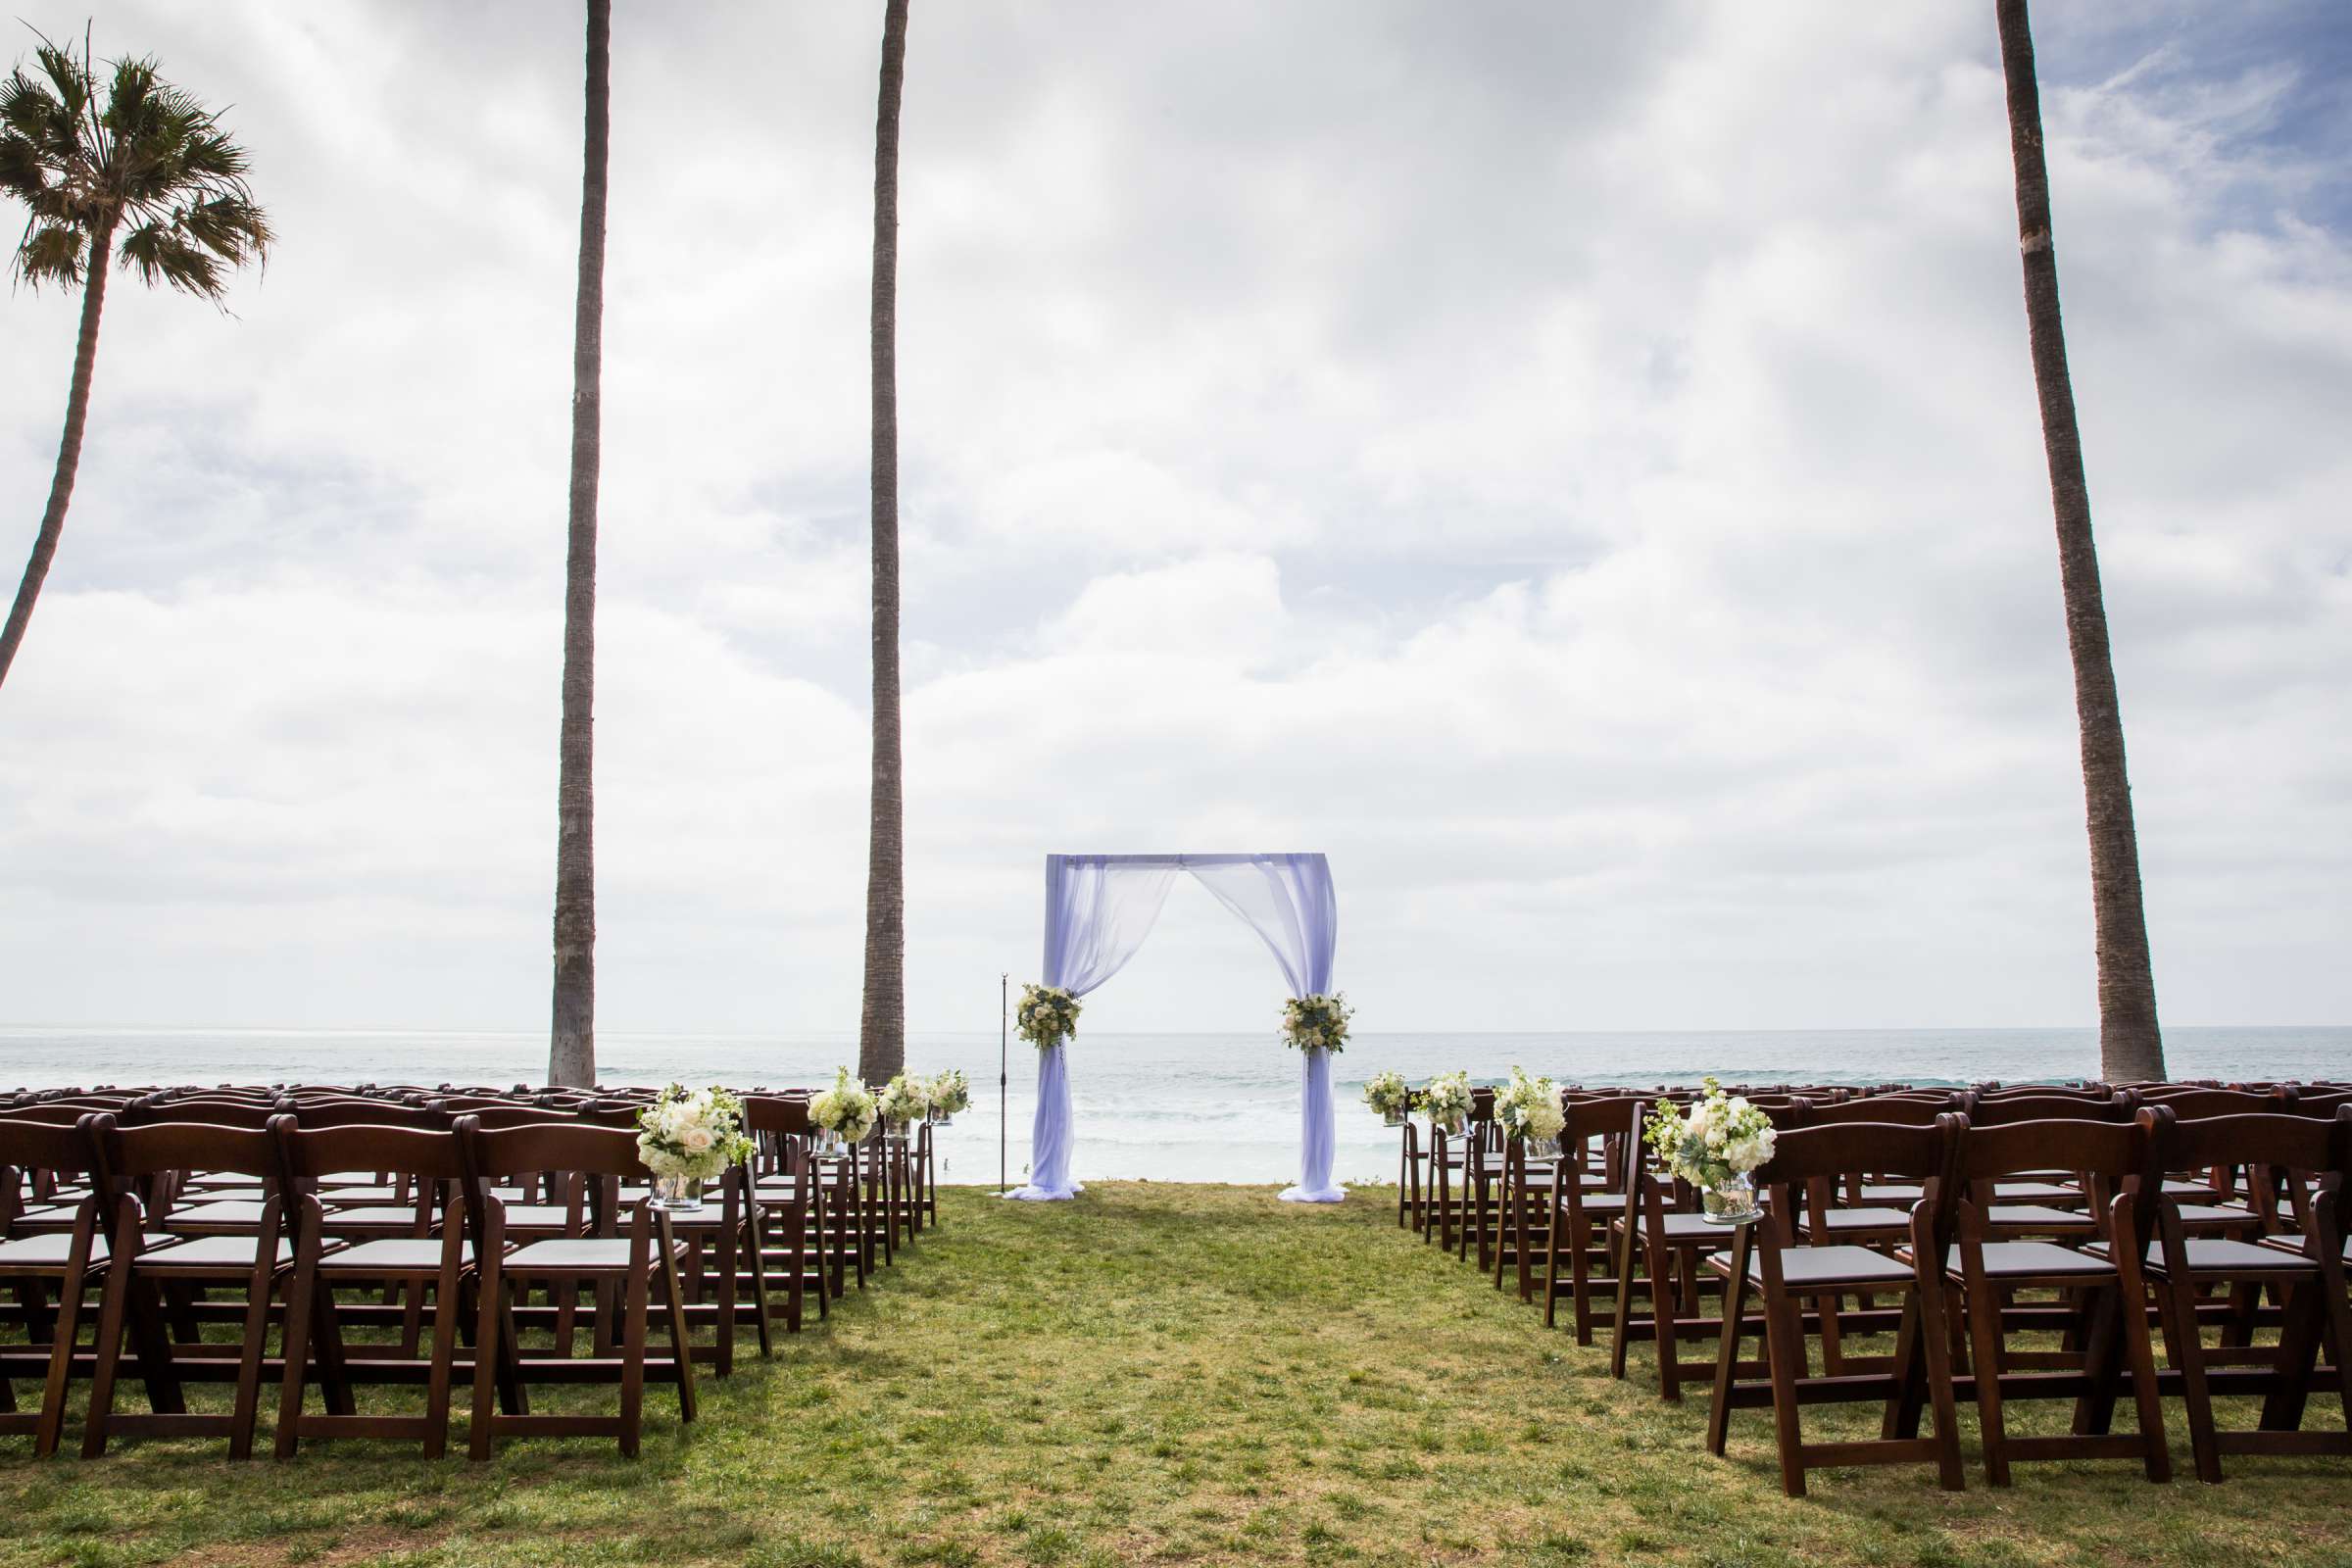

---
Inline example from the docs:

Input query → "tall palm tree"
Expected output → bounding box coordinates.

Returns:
[1994,0,2165,1082]
[549,0,610,1089]
[858,0,911,1088]
[0,30,269,692]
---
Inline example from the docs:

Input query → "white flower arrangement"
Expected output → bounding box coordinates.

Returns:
[926,1068,971,1117]
[876,1072,930,1130]
[808,1066,879,1145]
[1016,983,1081,1050]
[1361,1069,1411,1118]
[1280,992,1352,1054]
[1494,1065,1565,1144]
[1643,1076,1778,1190]
[635,1083,755,1184]
[1421,1070,1472,1131]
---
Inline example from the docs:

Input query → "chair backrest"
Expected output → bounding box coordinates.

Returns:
[2143,1106,2346,1180]
[462,1121,650,1185]
[275,1119,469,1185]
[743,1095,813,1137]
[1789,1094,1954,1127]
[95,1114,282,1182]
[292,1100,453,1131]
[1753,1115,1958,1188]
[1961,1092,2128,1127]
[465,1104,580,1131]
[124,1099,281,1129]
[1954,1115,2147,1185]
[0,1114,104,1201]
[2128,1087,2281,1119]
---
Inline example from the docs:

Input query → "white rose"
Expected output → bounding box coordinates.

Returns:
[682,1126,715,1152]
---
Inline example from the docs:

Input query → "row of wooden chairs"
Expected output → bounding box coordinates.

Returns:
[1390,1077,2352,1494]
[0,1079,947,1460]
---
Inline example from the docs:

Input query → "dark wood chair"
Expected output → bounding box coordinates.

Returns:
[461,1120,696,1459]
[272,1119,475,1458]
[0,1116,117,1454]
[1945,1115,2170,1484]
[1702,1115,1966,1496]
[1544,1095,1645,1343]
[80,1115,292,1458]
[2100,1105,2352,1483]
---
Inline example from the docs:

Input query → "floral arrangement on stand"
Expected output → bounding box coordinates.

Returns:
[876,1072,930,1137]
[1280,992,1352,1053]
[1494,1066,1565,1154]
[808,1066,879,1149]
[926,1068,971,1124]
[1421,1070,1471,1134]
[1016,983,1082,1049]
[1362,1068,1411,1126]
[1643,1076,1778,1225]
[635,1084,755,1211]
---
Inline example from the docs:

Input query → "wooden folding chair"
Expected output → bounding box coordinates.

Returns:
[2104,1105,2352,1483]
[1945,1115,2169,1484]
[273,1119,475,1458]
[461,1121,697,1459]
[1703,1115,1966,1496]
[80,1115,293,1458]
[0,1116,118,1454]
[1543,1095,1644,1343]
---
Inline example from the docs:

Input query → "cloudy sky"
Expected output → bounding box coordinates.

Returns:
[1,1,2345,1038]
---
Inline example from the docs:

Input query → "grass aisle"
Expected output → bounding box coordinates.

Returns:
[3,1183,2347,1567]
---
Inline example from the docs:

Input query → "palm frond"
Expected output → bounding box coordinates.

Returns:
[118,216,224,298]
[16,220,83,286]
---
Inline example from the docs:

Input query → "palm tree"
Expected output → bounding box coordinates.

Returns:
[858,0,911,1089]
[1993,0,2165,1082]
[0,30,269,693]
[549,0,610,1090]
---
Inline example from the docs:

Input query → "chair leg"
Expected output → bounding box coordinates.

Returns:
[659,1235,697,1425]
[1913,1281,1967,1492]
[1648,1240,1681,1401]
[33,1266,89,1458]
[619,1258,648,1459]
[273,1239,321,1459]
[1706,1234,1753,1456]
[80,1219,141,1459]
[422,1260,464,1459]
[2162,1270,2224,1484]
[225,1266,276,1460]
[2110,1268,2172,1483]
[1761,1284,1809,1497]
[1965,1265,2011,1486]
[469,1268,503,1461]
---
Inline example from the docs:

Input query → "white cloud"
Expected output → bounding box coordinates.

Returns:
[0,1,2345,1037]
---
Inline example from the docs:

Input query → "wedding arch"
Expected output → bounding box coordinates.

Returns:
[1007,852,1344,1204]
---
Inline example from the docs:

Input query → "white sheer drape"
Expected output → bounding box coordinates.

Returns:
[1189,855,1343,1202]
[1006,856,1179,1200]
[1009,852,1344,1205]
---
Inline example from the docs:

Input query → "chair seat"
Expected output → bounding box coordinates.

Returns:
[1558,1191,1626,1213]
[1716,1244,1917,1289]
[2086,1237,2319,1277]
[7,1203,82,1231]
[1804,1206,1911,1234]
[315,1205,428,1231]
[2161,1178,2220,1198]
[1857,1183,1923,1203]
[166,1200,272,1230]
[318,1238,470,1271]
[0,1231,171,1267]
[1954,1240,2116,1280]
[502,1237,685,1272]
[498,1204,577,1230]
[1984,1203,2099,1232]
[138,1234,294,1269]
[2173,1202,2257,1225]
[1990,1180,2079,1202]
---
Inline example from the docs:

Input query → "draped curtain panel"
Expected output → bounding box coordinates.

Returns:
[1006,852,1343,1204]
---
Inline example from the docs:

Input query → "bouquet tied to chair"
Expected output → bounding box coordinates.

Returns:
[1494,1066,1565,1154]
[635,1084,756,1212]
[809,1067,880,1149]
[1642,1077,1777,1226]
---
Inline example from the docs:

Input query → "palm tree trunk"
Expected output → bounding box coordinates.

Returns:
[1994,0,2164,1082]
[0,218,116,693]
[858,0,911,1089]
[549,0,610,1090]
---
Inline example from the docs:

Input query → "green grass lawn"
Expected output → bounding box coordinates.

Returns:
[3,1182,2347,1567]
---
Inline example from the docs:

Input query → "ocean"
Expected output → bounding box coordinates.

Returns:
[2,1026,2344,1190]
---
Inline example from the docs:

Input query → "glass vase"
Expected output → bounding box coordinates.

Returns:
[1700,1171,1760,1226]
[649,1172,705,1213]
[1382,1109,1405,1128]
[1522,1134,1561,1159]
